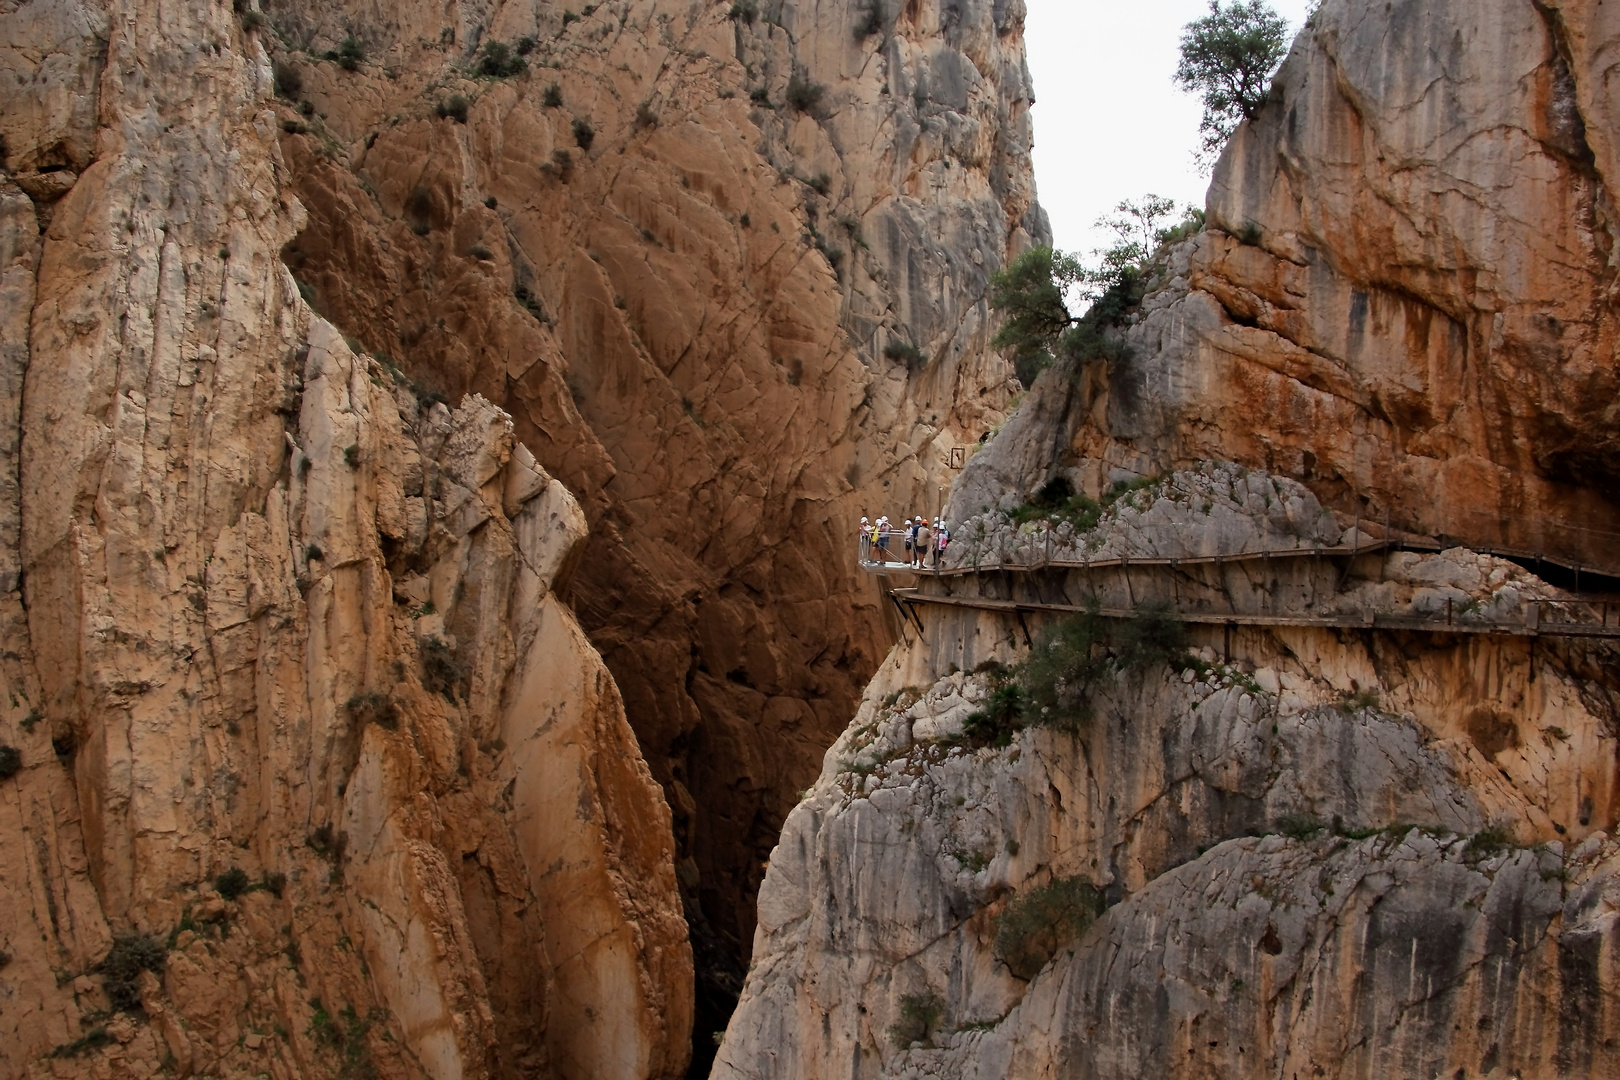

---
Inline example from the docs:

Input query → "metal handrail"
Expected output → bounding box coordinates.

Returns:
[859,530,950,570]
[857,536,1619,639]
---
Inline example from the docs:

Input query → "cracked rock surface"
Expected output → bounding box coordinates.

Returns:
[0,2,690,1076]
[949,0,1620,572]
[718,1,1620,1072]
[716,585,1620,1078]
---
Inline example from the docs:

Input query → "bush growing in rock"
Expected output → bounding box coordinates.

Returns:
[1276,812,1325,840]
[1006,473,1164,534]
[728,0,759,24]
[882,340,925,369]
[214,866,251,899]
[855,0,884,38]
[436,95,469,123]
[327,37,365,72]
[572,118,595,150]
[963,682,1023,747]
[421,637,462,700]
[1021,605,1185,732]
[273,61,303,100]
[962,605,1189,738]
[0,744,19,779]
[346,692,399,730]
[543,83,563,107]
[888,990,944,1047]
[101,932,166,1013]
[995,876,1105,980]
[544,148,574,182]
[477,40,527,78]
[785,74,825,112]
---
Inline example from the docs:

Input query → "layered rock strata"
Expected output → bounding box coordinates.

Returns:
[255,0,1040,981]
[0,2,689,1076]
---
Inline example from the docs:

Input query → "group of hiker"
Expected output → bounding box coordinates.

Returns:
[859,515,950,569]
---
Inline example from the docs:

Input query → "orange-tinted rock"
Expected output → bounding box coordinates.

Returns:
[0,1,692,1076]
[954,0,1620,572]
[262,0,1036,983]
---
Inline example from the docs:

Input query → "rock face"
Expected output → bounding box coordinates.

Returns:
[255,0,1039,996]
[0,0,1044,1072]
[952,0,1620,572]
[717,0,1620,1075]
[0,1,691,1076]
[717,476,1620,1078]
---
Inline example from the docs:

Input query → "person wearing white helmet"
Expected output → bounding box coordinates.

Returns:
[903,518,915,563]
[877,516,892,562]
[859,516,871,562]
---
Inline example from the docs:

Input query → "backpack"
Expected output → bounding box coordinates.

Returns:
[937,529,949,551]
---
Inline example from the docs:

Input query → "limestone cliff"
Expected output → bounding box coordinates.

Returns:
[953,0,1620,571]
[718,470,1620,1078]
[251,0,1039,1007]
[716,0,1620,1075]
[0,0,1042,1073]
[0,1,691,1077]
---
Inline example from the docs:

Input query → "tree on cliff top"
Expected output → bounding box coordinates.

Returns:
[1175,0,1290,162]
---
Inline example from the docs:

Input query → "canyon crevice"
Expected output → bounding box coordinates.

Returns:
[0,0,1037,1075]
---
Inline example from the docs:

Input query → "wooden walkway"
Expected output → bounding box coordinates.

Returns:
[888,589,1620,640]
[861,539,1620,641]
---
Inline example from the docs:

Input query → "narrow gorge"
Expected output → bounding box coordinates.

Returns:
[0,0,1034,1076]
[1,0,1617,1078]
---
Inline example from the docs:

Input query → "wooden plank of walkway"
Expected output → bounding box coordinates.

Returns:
[890,589,1620,640]
[920,541,1385,578]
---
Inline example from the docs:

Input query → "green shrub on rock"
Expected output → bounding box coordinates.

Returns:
[995,876,1105,980]
[214,866,251,899]
[477,41,528,78]
[101,932,166,1013]
[888,990,944,1047]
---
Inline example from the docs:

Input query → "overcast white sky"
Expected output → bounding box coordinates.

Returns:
[1025,0,1316,256]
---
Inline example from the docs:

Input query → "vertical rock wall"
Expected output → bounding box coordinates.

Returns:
[0,2,690,1077]
[717,498,1620,1079]
[953,0,1620,573]
[244,0,1040,1016]
[720,0,1620,1075]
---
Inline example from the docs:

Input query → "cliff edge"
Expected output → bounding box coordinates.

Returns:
[716,0,1620,1075]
